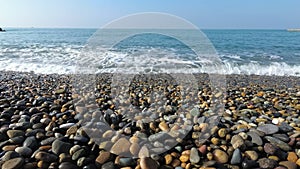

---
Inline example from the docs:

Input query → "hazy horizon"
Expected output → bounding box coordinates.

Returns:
[1,0,300,29]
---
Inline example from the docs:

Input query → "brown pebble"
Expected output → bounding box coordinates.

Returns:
[159,121,169,131]
[179,154,189,163]
[2,145,17,151]
[287,152,298,163]
[199,145,207,154]
[96,151,111,164]
[279,161,297,169]
[213,149,229,164]
[171,159,181,167]
[37,161,49,169]
[111,138,130,155]
[140,157,158,169]
[164,154,173,165]
[130,143,140,156]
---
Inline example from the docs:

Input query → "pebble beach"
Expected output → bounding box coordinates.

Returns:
[1,71,300,169]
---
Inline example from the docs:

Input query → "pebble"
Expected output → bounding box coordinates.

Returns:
[258,158,277,169]
[189,147,200,164]
[1,151,20,162]
[118,157,135,166]
[35,151,58,163]
[230,148,242,164]
[279,161,297,169]
[59,162,79,169]
[69,145,81,155]
[15,146,32,157]
[247,131,263,145]
[279,122,294,132]
[264,143,277,155]
[110,138,130,155]
[245,150,258,161]
[96,151,111,164]
[52,139,73,155]
[213,149,229,164]
[101,162,115,169]
[23,136,38,150]
[140,157,158,169]
[7,130,25,138]
[257,124,279,135]
[159,121,169,131]
[179,154,189,163]
[231,135,244,149]
[72,148,87,161]
[218,128,227,138]
[165,154,173,165]
[2,157,24,169]
[287,152,298,163]
[129,143,139,156]
[265,136,292,151]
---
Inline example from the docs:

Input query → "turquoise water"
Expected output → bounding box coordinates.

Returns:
[0,28,299,75]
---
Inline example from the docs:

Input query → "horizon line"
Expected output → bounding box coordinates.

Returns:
[1,26,293,30]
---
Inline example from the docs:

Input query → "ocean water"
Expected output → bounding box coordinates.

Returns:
[0,28,300,76]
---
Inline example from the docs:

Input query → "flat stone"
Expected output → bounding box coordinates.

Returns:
[258,158,277,169]
[96,151,111,165]
[41,137,56,146]
[231,148,242,164]
[140,157,158,169]
[257,124,279,135]
[9,136,24,144]
[7,130,25,138]
[110,138,130,155]
[273,134,290,142]
[247,131,263,146]
[129,143,140,156]
[52,139,72,155]
[138,146,149,158]
[2,157,24,169]
[15,146,32,157]
[23,136,38,150]
[73,136,89,143]
[101,162,116,169]
[264,143,277,155]
[66,126,78,135]
[279,122,293,132]
[1,151,20,162]
[2,145,17,151]
[72,148,87,161]
[265,136,292,151]
[231,135,244,149]
[118,157,135,166]
[279,161,297,169]
[35,151,58,162]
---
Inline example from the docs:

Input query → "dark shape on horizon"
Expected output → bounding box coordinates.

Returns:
[0,27,6,32]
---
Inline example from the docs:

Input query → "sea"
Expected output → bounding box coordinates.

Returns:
[0,28,300,76]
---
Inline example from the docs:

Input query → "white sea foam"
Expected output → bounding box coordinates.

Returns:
[0,47,299,76]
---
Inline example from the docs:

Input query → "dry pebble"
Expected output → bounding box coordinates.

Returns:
[0,72,300,169]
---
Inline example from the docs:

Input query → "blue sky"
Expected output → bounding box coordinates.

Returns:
[1,0,300,29]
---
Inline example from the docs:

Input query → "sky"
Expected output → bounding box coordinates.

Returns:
[1,0,300,29]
